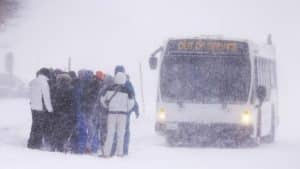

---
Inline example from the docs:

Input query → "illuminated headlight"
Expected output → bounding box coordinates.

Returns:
[241,110,252,125]
[158,108,166,121]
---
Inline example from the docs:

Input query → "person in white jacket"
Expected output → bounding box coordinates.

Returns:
[28,68,54,149]
[101,72,134,157]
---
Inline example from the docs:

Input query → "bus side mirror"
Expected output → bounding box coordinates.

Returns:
[149,47,163,70]
[149,56,158,70]
[256,85,267,106]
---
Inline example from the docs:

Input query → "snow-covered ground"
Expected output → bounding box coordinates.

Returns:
[0,98,299,169]
[1,0,300,168]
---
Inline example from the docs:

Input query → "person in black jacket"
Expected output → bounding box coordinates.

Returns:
[52,73,76,152]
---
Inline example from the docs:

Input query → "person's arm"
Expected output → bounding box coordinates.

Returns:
[128,98,135,114]
[126,87,138,118]
[100,92,108,109]
[127,81,139,117]
[126,81,135,97]
[133,102,139,118]
[41,80,54,112]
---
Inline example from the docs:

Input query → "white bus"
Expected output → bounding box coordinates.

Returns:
[149,36,278,146]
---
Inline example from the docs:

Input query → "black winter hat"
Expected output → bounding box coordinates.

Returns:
[114,65,125,75]
[38,68,51,79]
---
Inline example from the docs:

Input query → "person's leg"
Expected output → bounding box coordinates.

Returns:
[55,114,72,152]
[51,115,58,151]
[68,114,78,153]
[110,132,117,156]
[43,113,54,149]
[48,113,55,149]
[43,113,49,144]
[55,132,67,152]
[100,110,108,146]
[115,115,127,156]
[28,110,38,149]
[123,115,130,155]
[36,112,45,148]
[77,112,88,154]
[51,113,61,151]
[103,114,117,157]
[55,132,64,152]
[91,114,100,153]
[37,112,46,149]
[91,131,99,154]
[86,114,94,152]
[64,117,77,153]
[57,125,70,152]
[29,111,45,149]
[100,109,110,155]
[69,128,78,153]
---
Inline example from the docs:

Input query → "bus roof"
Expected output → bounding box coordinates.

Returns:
[166,35,249,44]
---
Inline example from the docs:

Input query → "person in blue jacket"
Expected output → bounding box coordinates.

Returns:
[72,69,94,154]
[68,71,80,153]
[110,65,139,156]
[86,72,102,154]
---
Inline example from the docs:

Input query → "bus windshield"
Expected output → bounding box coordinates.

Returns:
[160,40,251,104]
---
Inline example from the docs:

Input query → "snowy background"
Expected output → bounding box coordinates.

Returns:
[0,0,300,168]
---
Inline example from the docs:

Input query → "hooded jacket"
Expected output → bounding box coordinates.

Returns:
[53,74,74,115]
[101,72,134,113]
[78,70,95,113]
[29,74,53,112]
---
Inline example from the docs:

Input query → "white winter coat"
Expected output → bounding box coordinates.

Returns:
[101,72,134,113]
[29,74,53,112]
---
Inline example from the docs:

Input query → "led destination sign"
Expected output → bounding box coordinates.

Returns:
[166,39,248,56]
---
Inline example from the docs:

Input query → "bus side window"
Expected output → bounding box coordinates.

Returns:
[252,57,261,104]
[255,57,272,102]
[270,61,277,89]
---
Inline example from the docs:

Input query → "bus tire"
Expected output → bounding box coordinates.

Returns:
[166,134,177,146]
[166,133,185,147]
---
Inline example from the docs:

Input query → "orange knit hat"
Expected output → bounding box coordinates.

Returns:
[96,71,105,80]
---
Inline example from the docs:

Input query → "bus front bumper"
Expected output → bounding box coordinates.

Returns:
[155,122,254,140]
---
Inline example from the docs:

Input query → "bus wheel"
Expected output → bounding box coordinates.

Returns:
[166,134,178,146]
[239,137,260,147]
[263,105,275,143]
[166,133,184,147]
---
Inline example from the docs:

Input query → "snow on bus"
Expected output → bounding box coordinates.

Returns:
[148,36,278,147]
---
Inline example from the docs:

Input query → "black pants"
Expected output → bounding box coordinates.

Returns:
[100,110,108,146]
[52,113,74,152]
[44,113,54,147]
[27,110,47,149]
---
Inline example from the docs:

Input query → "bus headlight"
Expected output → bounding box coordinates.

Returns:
[158,108,166,121]
[241,110,252,125]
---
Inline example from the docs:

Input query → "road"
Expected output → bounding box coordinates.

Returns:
[0,98,299,169]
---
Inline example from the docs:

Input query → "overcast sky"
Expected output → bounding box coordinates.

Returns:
[0,0,299,74]
[0,0,299,121]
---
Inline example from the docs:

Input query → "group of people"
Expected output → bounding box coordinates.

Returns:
[27,65,139,157]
